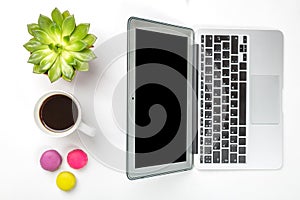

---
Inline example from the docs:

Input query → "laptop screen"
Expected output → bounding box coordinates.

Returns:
[134,28,188,168]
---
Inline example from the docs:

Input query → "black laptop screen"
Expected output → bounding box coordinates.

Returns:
[134,28,188,168]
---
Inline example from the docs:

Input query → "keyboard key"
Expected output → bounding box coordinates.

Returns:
[222,131,229,139]
[214,44,221,52]
[205,146,212,154]
[231,83,238,90]
[206,35,212,47]
[239,156,246,163]
[205,67,212,74]
[214,35,222,43]
[205,84,212,92]
[239,127,246,136]
[213,142,220,150]
[243,36,247,43]
[222,87,229,94]
[214,53,221,61]
[222,60,229,68]
[222,104,229,112]
[214,71,221,78]
[205,120,212,127]
[243,54,247,61]
[205,111,211,119]
[231,109,238,116]
[200,155,203,163]
[230,127,237,134]
[204,155,212,163]
[222,113,229,121]
[240,62,247,70]
[231,36,238,54]
[213,151,221,163]
[231,64,238,72]
[231,100,238,108]
[200,137,203,145]
[231,91,238,99]
[222,78,229,85]
[231,74,238,81]
[214,80,221,87]
[213,115,220,123]
[214,98,221,105]
[205,75,212,83]
[214,62,221,69]
[222,96,229,103]
[222,51,229,58]
[222,149,229,163]
[205,102,212,109]
[205,49,212,56]
[239,83,247,125]
[231,56,238,63]
[230,118,237,125]
[230,144,237,152]
[213,124,220,132]
[205,138,212,145]
[205,57,212,65]
[200,146,203,153]
[222,69,229,76]
[240,72,247,81]
[222,140,229,147]
[205,129,212,136]
[230,136,237,143]
[222,122,229,130]
[213,134,221,141]
[230,153,237,163]
[239,147,246,154]
[223,42,230,50]
[214,89,221,96]
[213,107,221,114]
[205,93,212,100]
[239,138,246,145]
[201,35,204,43]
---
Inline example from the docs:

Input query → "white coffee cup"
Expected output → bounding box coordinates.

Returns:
[34,90,96,137]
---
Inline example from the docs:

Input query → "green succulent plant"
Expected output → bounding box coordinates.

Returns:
[24,8,97,82]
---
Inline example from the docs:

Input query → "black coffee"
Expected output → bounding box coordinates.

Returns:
[39,94,79,132]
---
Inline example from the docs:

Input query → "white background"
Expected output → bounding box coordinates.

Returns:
[0,0,299,199]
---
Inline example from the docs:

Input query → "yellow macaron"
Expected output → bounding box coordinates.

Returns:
[56,171,76,191]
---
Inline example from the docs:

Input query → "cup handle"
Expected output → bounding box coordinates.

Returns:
[78,121,96,137]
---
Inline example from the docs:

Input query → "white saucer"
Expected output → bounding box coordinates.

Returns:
[74,32,128,173]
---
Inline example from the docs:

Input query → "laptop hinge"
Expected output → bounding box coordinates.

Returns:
[192,44,199,154]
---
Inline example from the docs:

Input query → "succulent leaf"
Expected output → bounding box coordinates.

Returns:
[32,29,53,44]
[65,41,88,51]
[62,15,75,37]
[48,59,62,82]
[33,64,47,74]
[61,58,75,81]
[27,23,40,36]
[23,39,48,52]
[74,60,89,71]
[49,23,62,43]
[28,49,52,64]
[72,49,96,62]
[38,14,53,34]
[51,8,64,27]
[62,10,71,19]
[62,51,76,65]
[39,53,58,71]
[70,23,90,42]
[82,34,97,47]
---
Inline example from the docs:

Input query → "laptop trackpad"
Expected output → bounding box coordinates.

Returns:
[251,75,280,124]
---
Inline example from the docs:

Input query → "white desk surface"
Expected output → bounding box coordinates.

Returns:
[0,0,299,199]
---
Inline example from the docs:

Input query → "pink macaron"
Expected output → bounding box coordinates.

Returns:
[67,149,88,169]
[40,149,62,172]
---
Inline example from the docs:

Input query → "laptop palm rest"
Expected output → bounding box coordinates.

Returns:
[251,75,280,124]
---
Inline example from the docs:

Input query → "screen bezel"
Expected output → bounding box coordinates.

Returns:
[127,17,194,180]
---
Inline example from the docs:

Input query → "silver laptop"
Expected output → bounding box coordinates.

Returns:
[127,17,283,179]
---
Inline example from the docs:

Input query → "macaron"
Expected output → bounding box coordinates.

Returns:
[67,149,88,169]
[56,171,76,191]
[40,150,62,172]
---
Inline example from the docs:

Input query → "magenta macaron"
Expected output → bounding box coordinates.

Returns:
[40,150,62,172]
[67,149,88,169]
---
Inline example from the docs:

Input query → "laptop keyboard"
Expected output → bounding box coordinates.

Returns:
[199,35,248,164]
